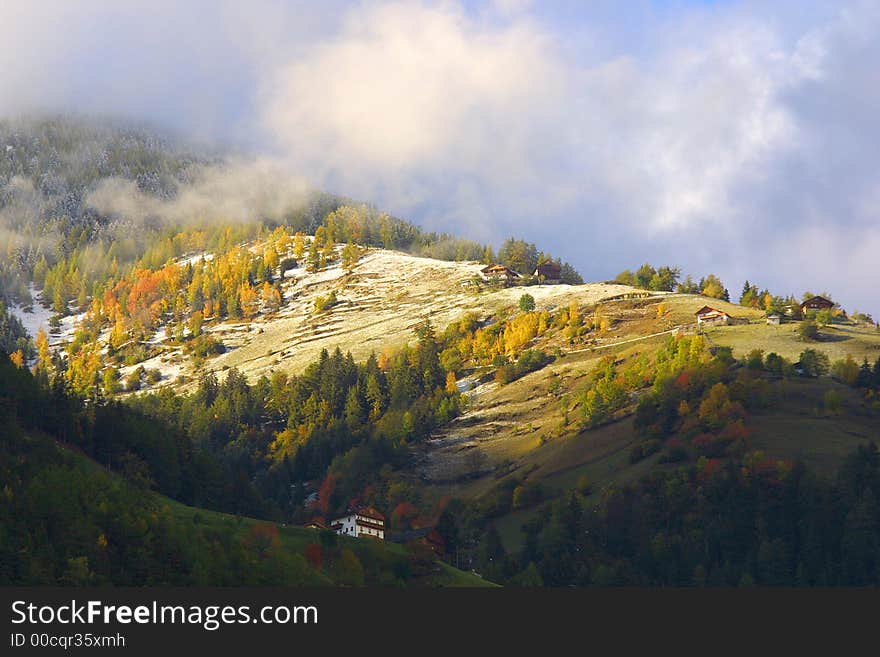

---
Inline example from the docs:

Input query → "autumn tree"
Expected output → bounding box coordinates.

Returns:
[35,327,52,376]
[341,243,360,273]
[445,371,458,395]
[102,367,121,395]
[698,382,735,430]
[293,232,306,260]
[66,345,102,396]
[317,473,339,514]
[321,231,336,265]
[832,355,860,386]
[188,310,203,338]
[263,246,279,274]
[243,523,280,560]
[9,349,25,368]
[239,284,259,318]
[503,312,540,355]
[307,238,320,273]
[261,282,282,312]
[701,274,729,301]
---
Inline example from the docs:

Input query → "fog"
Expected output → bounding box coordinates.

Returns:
[84,160,311,227]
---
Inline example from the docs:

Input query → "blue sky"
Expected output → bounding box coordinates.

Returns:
[0,1,877,314]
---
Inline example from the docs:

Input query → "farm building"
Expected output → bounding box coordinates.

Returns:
[533,262,562,284]
[330,507,386,540]
[766,313,782,326]
[480,264,521,284]
[801,295,834,315]
[695,306,731,326]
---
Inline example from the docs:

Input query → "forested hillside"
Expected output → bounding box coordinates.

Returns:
[2,117,879,588]
[0,351,488,586]
[434,334,880,586]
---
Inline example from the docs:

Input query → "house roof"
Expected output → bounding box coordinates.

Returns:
[480,264,521,277]
[330,506,385,524]
[802,295,834,308]
[695,305,729,317]
[357,506,385,522]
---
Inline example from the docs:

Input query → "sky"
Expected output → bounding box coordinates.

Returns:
[0,0,877,314]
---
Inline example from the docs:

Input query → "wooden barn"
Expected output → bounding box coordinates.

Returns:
[801,295,834,315]
[480,264,522,285]
[533,262,562,284]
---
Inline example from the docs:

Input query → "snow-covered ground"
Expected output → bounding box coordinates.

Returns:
[9,290,52,340]
[198,247,641,384]
[10,246,650,393]
[177,252,215,267]
[117,349,185,389]
[8,284,83,347]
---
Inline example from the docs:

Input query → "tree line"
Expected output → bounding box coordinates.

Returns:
[614,263,730,300]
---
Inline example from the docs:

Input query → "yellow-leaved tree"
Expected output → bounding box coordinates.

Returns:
[293,232,306,260]
[10,350,25,369]
[35,326,52,376]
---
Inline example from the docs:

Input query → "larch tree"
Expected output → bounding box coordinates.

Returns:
[35,326,51,376]
[10,349,25,369]
[307,238,321,273]
[293,232,306,260]
[341,243,360,273]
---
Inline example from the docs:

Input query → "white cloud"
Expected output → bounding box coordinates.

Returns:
[490,0,533,18]
[0,0,877,312]
[259,2,805,234]
[261,3,566,208]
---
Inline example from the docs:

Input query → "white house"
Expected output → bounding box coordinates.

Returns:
[695,305,731,326]
[330,507,386,540]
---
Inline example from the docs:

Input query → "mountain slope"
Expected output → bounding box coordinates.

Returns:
[202,249,635,383]
[0,394,489,587]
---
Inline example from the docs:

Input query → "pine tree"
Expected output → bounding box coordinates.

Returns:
[365,373,385,421]
[344,386,364,432]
